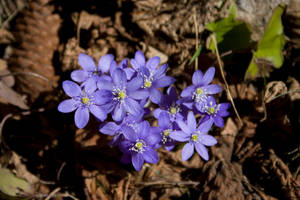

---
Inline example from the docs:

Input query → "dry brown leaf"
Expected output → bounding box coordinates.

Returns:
[0,80,28,109]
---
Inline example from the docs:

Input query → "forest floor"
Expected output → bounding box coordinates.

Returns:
[0,0,299,199]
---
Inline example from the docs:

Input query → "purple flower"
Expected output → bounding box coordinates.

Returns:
[200,96,230,128]
[99,114,143,147]
[154,86,188,122]
[110,59,135,80]
[119,121,161,171]
[157,112,176,151]
[181,67,222,112]
[71,53,114,93]
[58,80,107,128]
[96,68,148,122]
[170,111,217,161]
[130,51,175,104]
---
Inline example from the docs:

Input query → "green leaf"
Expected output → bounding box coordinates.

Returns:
[189,45,202,65]
[0,167,31,197]
[245,4,286,79]
[205,3,251,53]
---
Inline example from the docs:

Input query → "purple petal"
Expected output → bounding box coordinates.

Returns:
[58,99,78,113]
[130,59,140,71]
[135,50,146,66]
[176,120,192,134]
[182,142,194,161]
[120,140,132,153]
[124,68,136,80]
[126,76,143,91]
[78,53,96,71]
[89,104,107,121]
[137,121,150,139]
[75,107,89,128]
[112,103,126,122]
[71,70,88,82]
[98,54,114,73]
[167,86,178,101]
[99,122,119,136]
[97,78,113,91]
[128,90,149,100]
[158,112,170,128]
[110,60,118,76]
[214,115,224,128]
[145,128,161,146]
[93,90,113,105]
[202,84,222,94]
[181,85,196,97]
[146,56,160,71]
[200,135,217,146]
[187,111,197,131]
[200,67,215,85]
[153,63,168,80]
[122,126,138,141]
[195,143,209,161]
[124,98,144,116]
[118,58,128,69]
[192,70,203,85]
[198,119,213,134]
[169,131,189,142]
[149,88,162,104]
[132,153,144,171]
[63,80,81,97]
[153,108,163,119]
[112,68,127,88]
[218,103,230,117]
[143,148,159,164]
[153,76,175,88]
[82,78,97,94]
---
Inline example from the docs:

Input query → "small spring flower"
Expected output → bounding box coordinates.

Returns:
[71,53,114,93]
[99,114,143,147]
[200,96,230,128]
[119,121,161,171]
[58,80,107,128]
[96,68,148,122]
[170,111,217,161]
[157,112,176,151]
[130,51,175,104]
[154,86,187,122]
[181,67,222,112]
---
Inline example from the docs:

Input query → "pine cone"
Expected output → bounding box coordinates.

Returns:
[9,0,60,102]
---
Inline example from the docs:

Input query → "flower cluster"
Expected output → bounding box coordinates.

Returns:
[58,51,230,171]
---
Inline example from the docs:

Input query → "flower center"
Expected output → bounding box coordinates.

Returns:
[81,97,89,104]
[169,107,177,115]
[208,107,215,114]
[191,134,198,142]
[135,141,143,149]
[144,79,152,88]
[118,91,126,99]
[163,129,171,137]
[130,140,146,153]
[196,88,203,94]
[193,87,207,103]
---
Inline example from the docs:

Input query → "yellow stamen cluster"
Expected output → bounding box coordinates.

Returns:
[144,79,152,88]
[208,107,215,114]
[170,107,177,115]
[196,88,203,94]
[118,91,126,99]
[135,142,143,150]
[191,134,198,142]
[81,97,89,104]
[163,129,171,137]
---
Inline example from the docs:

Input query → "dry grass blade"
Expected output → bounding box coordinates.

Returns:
[211,34,243,126]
